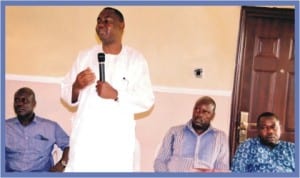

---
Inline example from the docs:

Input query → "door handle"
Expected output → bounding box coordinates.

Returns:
[238,111,256,143]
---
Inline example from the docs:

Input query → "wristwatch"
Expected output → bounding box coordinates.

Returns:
[61,160,67,167]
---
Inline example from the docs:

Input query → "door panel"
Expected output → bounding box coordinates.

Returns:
[229,6,295,160]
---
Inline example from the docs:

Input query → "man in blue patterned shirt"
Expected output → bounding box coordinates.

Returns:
[231,112,295,172]
[153,96,229,172]
[5,87,70,172]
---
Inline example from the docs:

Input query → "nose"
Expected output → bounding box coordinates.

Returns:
[14,103,24,110]
[195,111,205,119]
[266,127,274,135]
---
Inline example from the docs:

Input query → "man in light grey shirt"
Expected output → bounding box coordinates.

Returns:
[154,96,229,172]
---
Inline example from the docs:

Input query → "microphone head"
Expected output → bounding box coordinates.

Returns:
[98,53,105,62]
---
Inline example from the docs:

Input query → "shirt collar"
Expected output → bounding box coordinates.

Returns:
[256,137,283,149]
[14,114,38,126]
[186,119,213,136]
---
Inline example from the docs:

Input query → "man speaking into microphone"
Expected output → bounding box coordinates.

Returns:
[61,7,155,172]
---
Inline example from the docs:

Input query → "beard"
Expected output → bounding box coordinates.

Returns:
[192,121,210,132]
[259,137,279,148]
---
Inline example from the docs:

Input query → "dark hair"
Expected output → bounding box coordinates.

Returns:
[103,7,124,22]
[15,87,36,103]
[257,112,279,126]
[195,96,216,112]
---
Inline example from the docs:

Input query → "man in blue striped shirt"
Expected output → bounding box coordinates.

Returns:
[5,87,70,172]
[154,96,229,172]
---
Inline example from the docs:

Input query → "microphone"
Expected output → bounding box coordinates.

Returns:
[98,53,105,81]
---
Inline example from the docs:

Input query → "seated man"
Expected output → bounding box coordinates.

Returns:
[5,87,70,172]
[153,96,229,172]
[231,112,295,172]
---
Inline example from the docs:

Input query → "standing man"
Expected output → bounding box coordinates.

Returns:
[154,96,229,172]
[231,112,295,172]
[5,87,69,172]
[61,7,154,172]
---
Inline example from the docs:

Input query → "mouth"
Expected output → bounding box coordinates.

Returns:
[193,119,203,125]
[265,136,277,141]
[15,108,25,113]
[97,28,107,36]
[193,117,207,127]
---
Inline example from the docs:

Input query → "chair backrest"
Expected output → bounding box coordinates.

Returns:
[51,144,62,165]
[133,138,141,171]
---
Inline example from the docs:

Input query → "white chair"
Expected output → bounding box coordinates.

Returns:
[52,144,63,165]
[133,138,141,171]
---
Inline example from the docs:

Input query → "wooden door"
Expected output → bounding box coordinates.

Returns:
[229,6,295,160]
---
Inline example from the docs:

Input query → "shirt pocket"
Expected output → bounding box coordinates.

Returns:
[113,76,130,91]
[31,135,53,153]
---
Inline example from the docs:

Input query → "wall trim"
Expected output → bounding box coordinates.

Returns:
[154,85,231,96]
[5,74,232,97]
[6,74,63,84]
